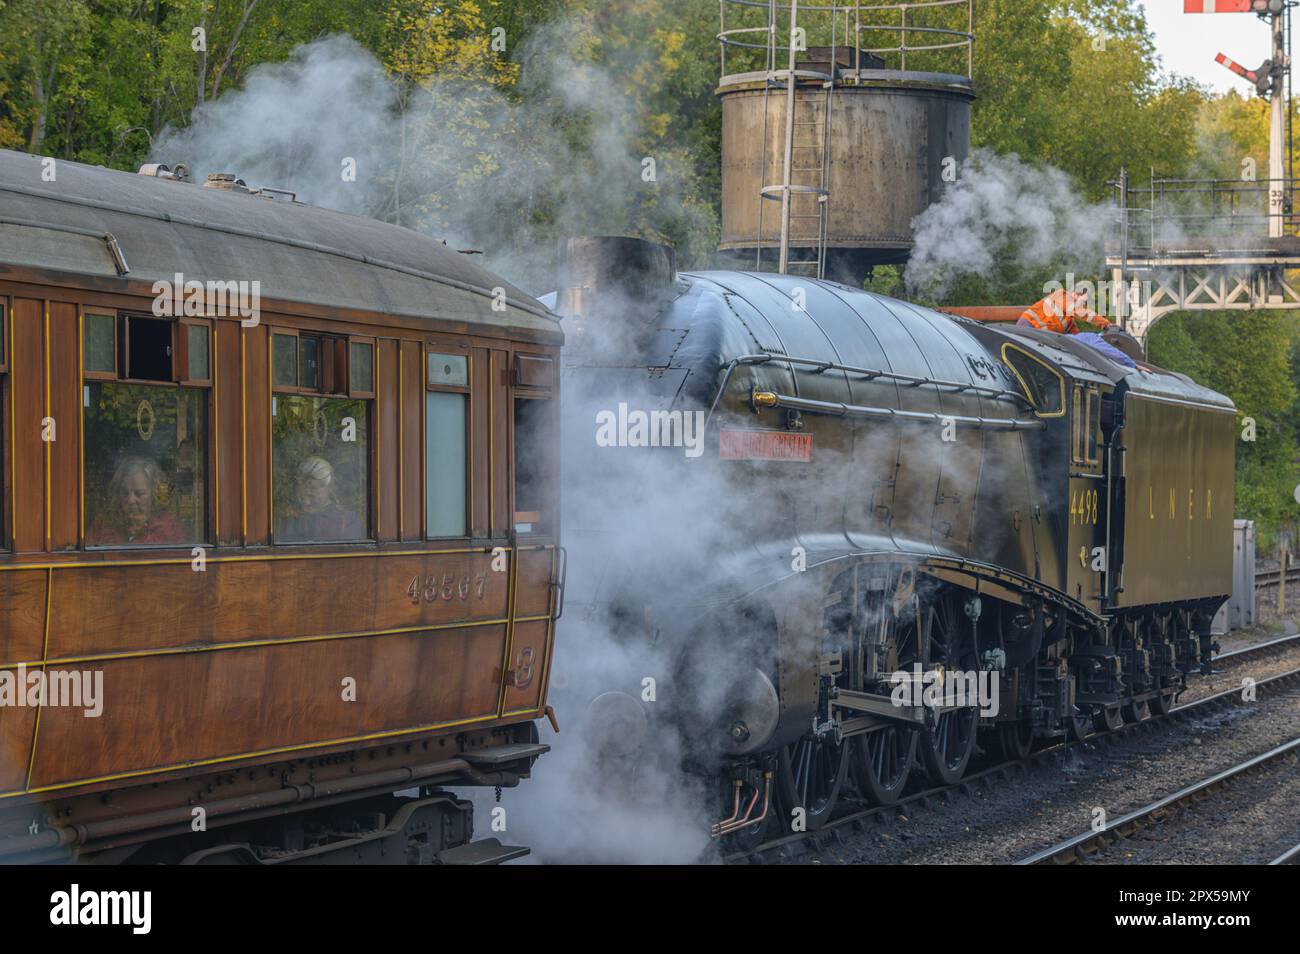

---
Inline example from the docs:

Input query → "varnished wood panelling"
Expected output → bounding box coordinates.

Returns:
[502,620,550,713]
[400,340,422,540]
[243,324,269,545]
[49,302,79,550]
[27,624,507,789]
[470,349,490,537]
[516,548,555,617]
[489,349,509,538]
[10,299,45,553]
[377,339,400,541]
[0,569,47,663]
[0,679,37,792]
[215,322,243,545]
[44,551,512,659]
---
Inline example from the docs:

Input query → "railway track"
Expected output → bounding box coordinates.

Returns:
[1270,841,1300,864]
[1016,735,1300,865]
[1216,630,1300,663]
[722,646,1300,864]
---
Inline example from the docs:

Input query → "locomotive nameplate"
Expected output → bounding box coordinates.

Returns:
[719,429,812,462]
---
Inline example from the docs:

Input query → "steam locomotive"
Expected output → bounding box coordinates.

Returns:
[552,236,1235,841]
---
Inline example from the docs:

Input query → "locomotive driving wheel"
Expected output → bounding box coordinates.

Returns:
[775,733,847,832]
[850,579,919,805]
[1149,676,1177,716]
[994,717,1035,761]
[1122,696,1151,723]
[1095,704,1124,732]
[917,587,980,786]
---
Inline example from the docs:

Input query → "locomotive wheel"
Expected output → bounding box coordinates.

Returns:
[1094,704,1124,733]
[917,589,979,786]
[1123,697,1151,723]
[993,719,1035,761]
[1149,679,1177,717]
[776,734,847,832]
[852,726,916,806]
[1066,709,1094,742]
[847,569,919,806]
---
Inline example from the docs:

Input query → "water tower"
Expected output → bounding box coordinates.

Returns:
[717,0,974,283]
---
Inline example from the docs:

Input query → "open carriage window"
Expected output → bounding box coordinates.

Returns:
[271,329,372,543]
[83,313,210,548]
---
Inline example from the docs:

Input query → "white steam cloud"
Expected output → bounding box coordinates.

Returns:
[152,31,712,293]
[905,148,1114,298]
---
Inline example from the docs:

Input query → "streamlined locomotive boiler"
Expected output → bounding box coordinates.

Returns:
[555,237,1234,839]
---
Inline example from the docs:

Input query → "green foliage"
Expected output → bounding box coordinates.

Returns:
[2,0,1297,538]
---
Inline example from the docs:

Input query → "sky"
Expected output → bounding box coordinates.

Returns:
[1144,1,1280,94]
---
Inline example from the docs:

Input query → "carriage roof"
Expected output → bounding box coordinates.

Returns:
[0,149,560,340]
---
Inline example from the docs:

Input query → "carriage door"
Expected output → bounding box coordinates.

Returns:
[1067,382,1106,611]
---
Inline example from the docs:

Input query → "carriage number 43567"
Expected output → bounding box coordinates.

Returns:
[408,574,487,604]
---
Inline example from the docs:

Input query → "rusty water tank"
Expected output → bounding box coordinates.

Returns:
[718,51,972,278]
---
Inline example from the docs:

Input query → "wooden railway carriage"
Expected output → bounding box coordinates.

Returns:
[0,149,563,863]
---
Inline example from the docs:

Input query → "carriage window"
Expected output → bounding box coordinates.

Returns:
[83,314,210,548]
[428,354,467,387]
[272,330,363,395]
[299,336,321,390]
[187,324,210,381]
[273,333,297,387]
[85,314,115,373]
[85,383,207,547]
[124,316,173,381]
[272,395,369,543]
[514,397,555,535]
[349,342,373,395]
[425,351,468,538]
[426,392,467,537]
[1002,344,1064,417]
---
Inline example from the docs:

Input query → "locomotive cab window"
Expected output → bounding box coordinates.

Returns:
[83,313,210,548]
[1002,344,1064,417]
[271,329,372,544]
[1073,385,1101,465]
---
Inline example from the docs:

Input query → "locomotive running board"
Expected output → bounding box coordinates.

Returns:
[830,688,967,727]
[437,838,530,865]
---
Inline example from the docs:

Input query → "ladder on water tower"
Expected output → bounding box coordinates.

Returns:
[787,86,833,279]
[757,78,834,280]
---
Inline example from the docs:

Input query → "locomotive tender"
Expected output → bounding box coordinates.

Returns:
[555,237,1235,838]
[0,149,563,863]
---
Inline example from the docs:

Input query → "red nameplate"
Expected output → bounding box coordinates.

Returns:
[719,429,813,461]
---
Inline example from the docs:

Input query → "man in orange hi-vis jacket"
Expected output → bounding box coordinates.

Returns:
[1017,288,1110,335]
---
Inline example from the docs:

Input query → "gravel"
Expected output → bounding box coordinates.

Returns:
[1093,749,1300,864]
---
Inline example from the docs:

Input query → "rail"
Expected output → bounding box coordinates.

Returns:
[1017,733,1300,865]
[724,648,1300,864]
